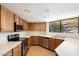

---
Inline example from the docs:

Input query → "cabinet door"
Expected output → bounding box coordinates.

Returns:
[22,20,29,31]
[55,39,64,48]
[6,9,14,32]
[30,36,40,46]
[19,18,23,25]
[3,50,12,56]
[1,6,7,32]
[49,38,56,51]
[15,15,20,24]
[40,37,49,49]
[1,6,14,32]
[13,44,21,56]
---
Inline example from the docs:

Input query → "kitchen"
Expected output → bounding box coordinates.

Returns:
[0,3,79,56]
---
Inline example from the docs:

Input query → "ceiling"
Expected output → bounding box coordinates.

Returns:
[1,3,79,22]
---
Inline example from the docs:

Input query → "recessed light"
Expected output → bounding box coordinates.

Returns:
[45,9,50,12]
[24,9,30,13]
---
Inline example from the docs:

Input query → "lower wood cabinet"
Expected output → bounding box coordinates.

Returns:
[13,44,21,56]
[55,39,64,48]
[49,38,56,51]
[3,50,13,56]
[29,36,40,46]
[40,37,49,49]
[49,38,64,51]
[3,44,21,56]
[29,36,64,52]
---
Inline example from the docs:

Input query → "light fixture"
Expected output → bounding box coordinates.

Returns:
[45,9,50,12]
[24,9,30,13]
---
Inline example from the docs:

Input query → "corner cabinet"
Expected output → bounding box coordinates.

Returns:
[0,5,14,32]
[49,38,64,51]
[22,20,29,31]
[55,39,64,48]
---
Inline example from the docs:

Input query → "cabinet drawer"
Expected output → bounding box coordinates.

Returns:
[41,37,49,49]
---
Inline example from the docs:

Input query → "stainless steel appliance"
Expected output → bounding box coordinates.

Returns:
[14,22,23,31]
[8,34,19,41]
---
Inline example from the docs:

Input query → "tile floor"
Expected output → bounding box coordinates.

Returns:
[27,46,56,56]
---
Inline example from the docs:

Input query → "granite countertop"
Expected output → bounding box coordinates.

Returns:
[20,34,64,40]
[0,41,22,56]
[55,38,79,56]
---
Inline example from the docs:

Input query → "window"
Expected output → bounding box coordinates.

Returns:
[49,21,60,32]
[61,18,78,33]
[49,18,78,33]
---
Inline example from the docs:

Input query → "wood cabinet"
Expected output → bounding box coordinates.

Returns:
[55,39,64,48]
[22,20,29,31]
[29,22,46,31]
[3,50,13,56]
[29,36,40,46]
[13,44,21,56]
[49,38,56,51]
[3,44,21,56]
[15,15,20,24]
[40,37,49,49]
[6,8,14,32]
[0,5,14,32]
[15,15,23,25]
[28,36,64,51]
[0,5,1,31]
[49,38,64,51]
[19,17,23,25]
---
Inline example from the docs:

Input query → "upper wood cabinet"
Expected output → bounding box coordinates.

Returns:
[0,5,14,32]
[15,15,23,25]
[15,15,20,24]
[6,8,14,32]
[19,17,23,25]
[22,20,29,31]
[0,5,1,31]
[29,22,46,31]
